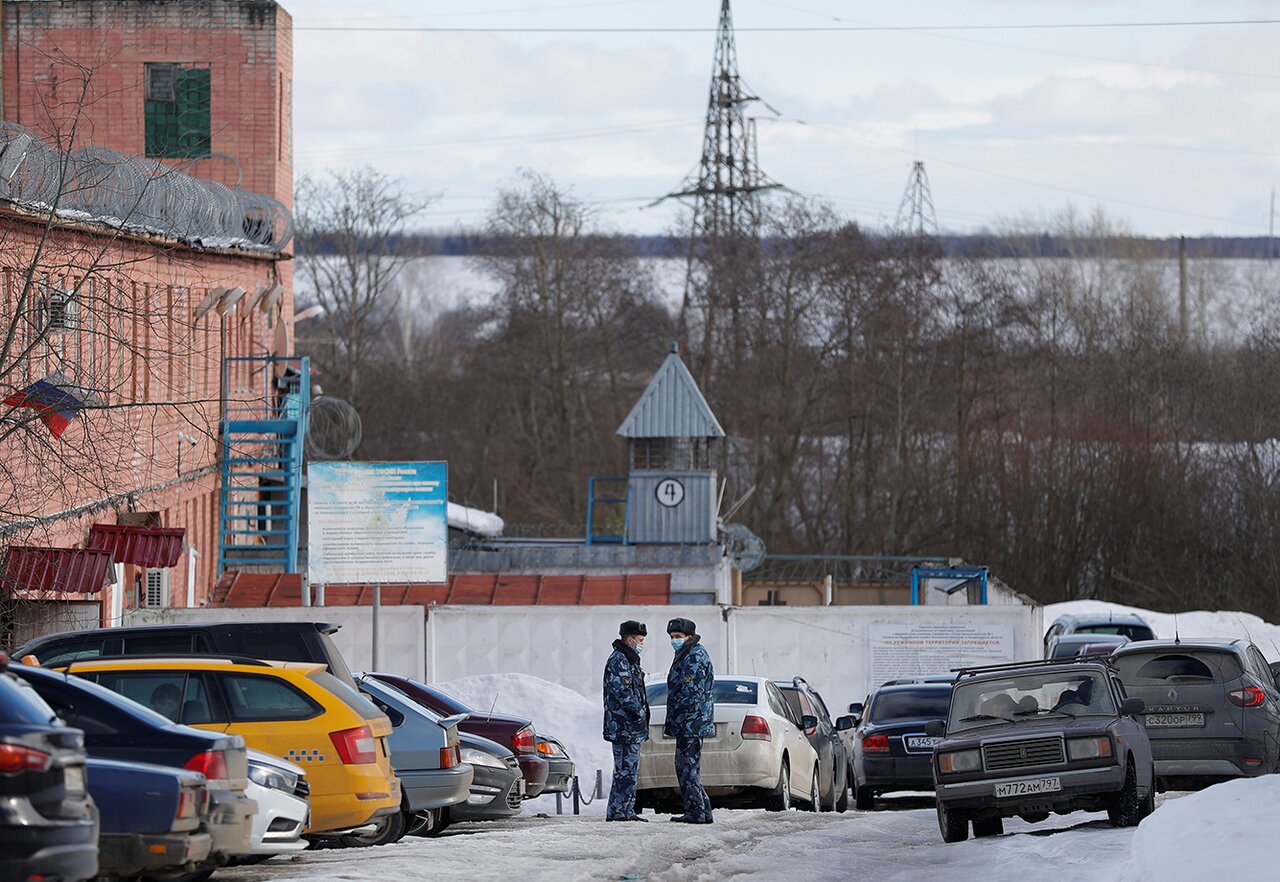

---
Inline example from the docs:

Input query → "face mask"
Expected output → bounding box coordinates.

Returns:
[633,642,645,655]
[671,638,685,652]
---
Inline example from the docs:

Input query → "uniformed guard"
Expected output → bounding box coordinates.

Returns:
[603,619,650,821]
[664,616,714,824]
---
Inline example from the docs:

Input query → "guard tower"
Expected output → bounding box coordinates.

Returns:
[616,343,726,545]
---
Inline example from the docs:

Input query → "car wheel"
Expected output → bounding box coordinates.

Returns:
[937,801,968,843]
[971,816,1004,838]
[1108,761,1143,828]
[407,808,450,838]
[341,809,408,848]
[764,760,791,811]
[854,781,874,811]
[835,776,850,813]
[142,873,214,882]
[802,766,821,812]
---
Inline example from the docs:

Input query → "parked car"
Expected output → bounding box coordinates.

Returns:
[0,653,98,882]
[847,681,952,810]
[774,677,849,811]
[243,749,309,858]
[54,656,399,837]
[928,658,1154,843]
[350,672,474,844]
[1112,638,1280,789]
[88,757,212,877]
[11,662,257,870]
[1043,612,1154,655]
[18,621,357,686]
[637,676,820,812]
[535,735,574,795]
[367,673,549,799]
[1045,633,1130,660]
[451,731,524,823]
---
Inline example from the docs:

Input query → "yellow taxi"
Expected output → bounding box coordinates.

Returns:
[56,656,401,835]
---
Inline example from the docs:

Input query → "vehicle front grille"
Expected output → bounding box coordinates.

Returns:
[506,784,523,810]
[293,778,310,799]
[983,736,1065,771]
[504,756,519,771]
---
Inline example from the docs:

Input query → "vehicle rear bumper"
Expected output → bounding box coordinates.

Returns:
[541,758,575,795]
[206,789,258,860]
[856,754,935,791]
[98,831,213,877]
[515,754,549,798]
[0,816,99,882]
[399,765,474,812]
[1151,737,1268,779]
[638,741,777,792]
[935,764,1125,815]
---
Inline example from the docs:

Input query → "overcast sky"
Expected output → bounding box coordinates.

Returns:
[291,1,1280,237]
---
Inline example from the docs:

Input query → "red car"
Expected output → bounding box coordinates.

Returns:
[370,674,549,798]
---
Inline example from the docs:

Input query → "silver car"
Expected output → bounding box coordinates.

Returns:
[1113,639,1280,790]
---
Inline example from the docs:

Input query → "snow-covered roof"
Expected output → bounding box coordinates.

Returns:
[616,343,725,439]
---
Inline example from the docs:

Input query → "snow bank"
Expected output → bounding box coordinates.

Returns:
[1045,599,1280,661]
[1120,777,1280,882]
[437,673,613,815]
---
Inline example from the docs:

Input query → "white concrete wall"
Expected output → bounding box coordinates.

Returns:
[124,606,426,680]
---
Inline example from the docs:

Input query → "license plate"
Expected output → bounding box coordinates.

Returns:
[906,736,943,751]
[1146,713,1204,727]
[63,765,85,794]
[994,777,1060,798]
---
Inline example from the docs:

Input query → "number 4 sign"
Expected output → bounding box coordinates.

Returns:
[655,478,685,508]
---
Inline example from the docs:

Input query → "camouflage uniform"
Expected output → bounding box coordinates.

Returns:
[603,639,649,820]
[665,635,715,822]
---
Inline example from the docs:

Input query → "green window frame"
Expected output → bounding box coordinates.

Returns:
[145,63,211,159]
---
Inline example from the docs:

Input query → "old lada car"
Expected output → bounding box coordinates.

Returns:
[926,658,1154,842]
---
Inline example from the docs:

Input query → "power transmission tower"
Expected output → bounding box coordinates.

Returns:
[665,0,782,388]
[894,160,940,237]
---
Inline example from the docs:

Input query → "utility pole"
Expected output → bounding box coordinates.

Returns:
[894,160,940,238]
[1270,187,1275,261]
[1178,235,1188,347]
[663,0,782,390]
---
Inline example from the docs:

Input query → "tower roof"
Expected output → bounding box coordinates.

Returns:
[617,344,725,439]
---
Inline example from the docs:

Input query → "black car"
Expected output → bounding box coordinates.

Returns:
[450,732,524,823]
[774,677,850,812]
[929,658,1154,843]
[0,654,98,882]
[848,682,952,810]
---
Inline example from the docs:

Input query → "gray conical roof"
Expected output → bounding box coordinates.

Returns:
[617,344,725,439]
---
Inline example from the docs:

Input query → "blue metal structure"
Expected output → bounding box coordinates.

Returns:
[217,356,309,574]
[586,476,629,545]
[910,565,989,605]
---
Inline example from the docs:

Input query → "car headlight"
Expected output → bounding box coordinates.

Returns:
[1067,737,1113,761]
[937,749,981,774]
[248,762,299,793]
[460,748,507,770]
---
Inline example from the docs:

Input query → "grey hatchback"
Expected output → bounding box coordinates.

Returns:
[1112,639,1280,790]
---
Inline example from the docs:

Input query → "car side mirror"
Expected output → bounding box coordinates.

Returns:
[835,715,855,731]
[848,702,864,716]
[1121,697,1145,716]
[801,714,818,735]
[924,720,946,737]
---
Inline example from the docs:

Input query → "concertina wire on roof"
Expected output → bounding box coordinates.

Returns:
[0,122,292,251]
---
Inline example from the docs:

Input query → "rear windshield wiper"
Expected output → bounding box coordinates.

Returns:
[1014,707,1076,719]
[958,713,1012,723]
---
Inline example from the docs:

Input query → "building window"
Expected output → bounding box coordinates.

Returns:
[145,63,211,158]
[42,281,78,333]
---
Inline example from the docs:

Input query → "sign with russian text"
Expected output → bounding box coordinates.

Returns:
[868,620,1016,684]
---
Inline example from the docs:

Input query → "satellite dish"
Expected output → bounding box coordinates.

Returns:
[305,396,362,460]
[724,522,766,573]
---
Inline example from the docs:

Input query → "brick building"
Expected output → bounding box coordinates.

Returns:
[0,0,295,645]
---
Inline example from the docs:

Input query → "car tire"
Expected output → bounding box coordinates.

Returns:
[142,872,214,882]
[1108,761,1144,828]
[971,816,1004,838]
[854,782,874,811]
[937,801,968,843]
[764,760,791,812]
[341,809,408,848]
[408,808,450,838]
[835,778,850,813]
[802,766,821,812]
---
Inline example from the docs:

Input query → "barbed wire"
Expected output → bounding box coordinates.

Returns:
[0,122,292,250]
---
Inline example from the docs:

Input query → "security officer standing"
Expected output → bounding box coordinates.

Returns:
[603,620,650,821]
[664,617,714,824]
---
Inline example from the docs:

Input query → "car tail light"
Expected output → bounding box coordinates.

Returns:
[1228,686,1266,708]
[861,733,890,753]
[330,726,377,765]
[537,740,564,757]
[183,751,228,781]
[741,715,771,741]
[0,744,52,774]
[512,725,536,754]
[439,746,460,769]
[176,787,198,820]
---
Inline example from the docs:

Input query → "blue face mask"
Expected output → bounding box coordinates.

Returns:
[634,642,645,655]
[671,638,685,652]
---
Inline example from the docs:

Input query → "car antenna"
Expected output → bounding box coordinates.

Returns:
[487,692,498,722]
[1234,615,1254,644]
[1173,614,1180,645]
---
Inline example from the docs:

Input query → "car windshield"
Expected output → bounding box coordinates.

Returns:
[647,679,757,706]
[949,670,1116,732]
[869,689,951,723]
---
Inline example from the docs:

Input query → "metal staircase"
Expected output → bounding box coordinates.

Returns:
[217,356,309,574]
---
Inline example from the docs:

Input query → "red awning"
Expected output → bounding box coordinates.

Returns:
[1,546,115,594]
[88,524,185,568]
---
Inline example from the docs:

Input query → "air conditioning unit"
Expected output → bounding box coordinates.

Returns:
[144,568,170,608]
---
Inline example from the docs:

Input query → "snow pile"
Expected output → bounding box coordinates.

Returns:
[1119,777,1280,881]
[1045,599,1280,660]
[437,672,614,815]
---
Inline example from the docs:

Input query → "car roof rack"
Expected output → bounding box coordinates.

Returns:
[51,653,272,668]
[953,656,1116,679]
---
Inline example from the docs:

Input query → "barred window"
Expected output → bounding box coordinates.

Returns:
[145,63,211,158]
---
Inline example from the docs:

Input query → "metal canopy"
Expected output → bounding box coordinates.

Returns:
[1,546,114,594]
[616,344,725,439]
[88,523,186,569]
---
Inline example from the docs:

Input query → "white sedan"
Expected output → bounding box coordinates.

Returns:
[636,676,820,812]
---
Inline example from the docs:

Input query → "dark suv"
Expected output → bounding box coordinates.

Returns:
[928,658,1154,843]
[0,652,98,882]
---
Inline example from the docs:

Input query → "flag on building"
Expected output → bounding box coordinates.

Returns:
[3,370,99,439]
